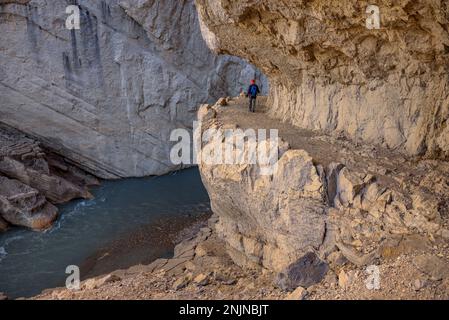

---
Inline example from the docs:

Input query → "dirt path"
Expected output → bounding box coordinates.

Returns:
[221,97,415,171]
[218,97,449,210]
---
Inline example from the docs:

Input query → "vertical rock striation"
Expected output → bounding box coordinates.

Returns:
[0,0,267,178]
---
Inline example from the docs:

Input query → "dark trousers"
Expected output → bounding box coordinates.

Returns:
[249,97,257,112]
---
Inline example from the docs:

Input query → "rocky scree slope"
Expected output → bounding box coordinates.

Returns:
[196,0,449,159]
[0,0,267,178]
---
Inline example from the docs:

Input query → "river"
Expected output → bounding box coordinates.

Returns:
[0,168,210,299]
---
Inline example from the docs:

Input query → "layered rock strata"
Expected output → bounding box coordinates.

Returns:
[0,0,267,178]
[195,0,449,159]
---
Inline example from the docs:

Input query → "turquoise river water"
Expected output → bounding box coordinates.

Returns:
[0,168,210,299]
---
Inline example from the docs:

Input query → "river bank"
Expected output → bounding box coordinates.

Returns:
[0,168,211,299]
[6,96,449,300]
[32,213,449,300]
[79,211,212,280]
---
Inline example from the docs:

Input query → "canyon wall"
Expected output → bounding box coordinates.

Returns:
[195,0,449,284]
[0,0,267,178]
[196,0,449,159]
[198,101,449,285]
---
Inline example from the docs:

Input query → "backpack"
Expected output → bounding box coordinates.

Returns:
[250,85,258,97]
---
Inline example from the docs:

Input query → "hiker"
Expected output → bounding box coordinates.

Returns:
[246,79,260,113]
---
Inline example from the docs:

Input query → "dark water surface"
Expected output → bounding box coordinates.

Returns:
[0,168,210,299]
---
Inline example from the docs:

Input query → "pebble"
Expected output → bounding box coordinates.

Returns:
[338,270,356,290]
[286,287,308,300]
[194,274,210,286]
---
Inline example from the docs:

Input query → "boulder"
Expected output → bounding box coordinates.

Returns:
[327,251,347,268]
[199,111,328,271]
[0,176,58,231]
[413,255,449,281]
[146,259,170,273]
[0,126,99,230]
[275,252,329,291]
[0,126,96,203]
[324,271,338,287]
[213,272,236,286]
[0,156,91,204]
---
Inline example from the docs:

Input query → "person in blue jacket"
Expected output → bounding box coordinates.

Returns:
[246,79,261,113]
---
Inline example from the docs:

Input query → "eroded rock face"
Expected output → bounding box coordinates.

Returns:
[275,252,329,291]
[198,102,449,273]
[0,124,98,231]
[196,0,449,158]
[0,0,267,178]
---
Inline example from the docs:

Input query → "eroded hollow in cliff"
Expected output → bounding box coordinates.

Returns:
[196,0,449,160]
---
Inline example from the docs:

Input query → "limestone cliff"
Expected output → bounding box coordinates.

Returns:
[198,99,449,289]
[196,0,449,159]
[0,0,267,178]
